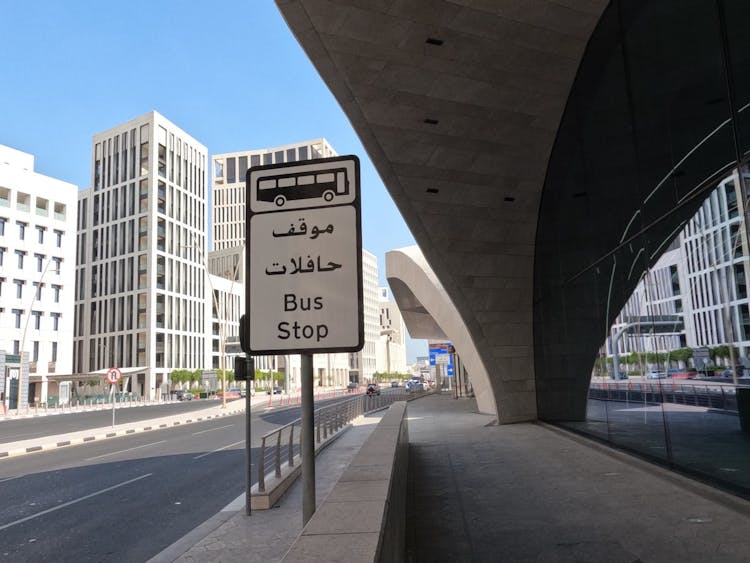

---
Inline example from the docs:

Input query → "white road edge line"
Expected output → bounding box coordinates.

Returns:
[85,441,167,461]
[191,424,233,436]
[193,440,245,460]
[0,473,152,532]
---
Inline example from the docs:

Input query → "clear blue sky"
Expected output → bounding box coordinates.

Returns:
[0,0,427,362]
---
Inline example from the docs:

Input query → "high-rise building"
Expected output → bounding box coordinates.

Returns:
[350,249,379,382]
[0,145,77,407]
[74,111,208,399]
[376,286,407,374]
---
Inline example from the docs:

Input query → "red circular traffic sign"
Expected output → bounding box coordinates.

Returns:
[105,367,122,384]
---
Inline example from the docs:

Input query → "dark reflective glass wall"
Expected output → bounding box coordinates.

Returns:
[534,0,750,497]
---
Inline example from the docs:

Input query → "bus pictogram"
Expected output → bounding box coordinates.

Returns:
[256,167,349,208]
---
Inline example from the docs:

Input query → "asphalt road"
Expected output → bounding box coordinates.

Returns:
[0,405,303,562]
[0,400,234,443]
[0,392,381,562]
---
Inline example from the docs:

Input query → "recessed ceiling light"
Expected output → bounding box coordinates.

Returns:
[426,38,444,46]
[423,118,439,125]
[426,188,439,194]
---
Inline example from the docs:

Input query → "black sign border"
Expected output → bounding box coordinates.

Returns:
[245,155,364,355]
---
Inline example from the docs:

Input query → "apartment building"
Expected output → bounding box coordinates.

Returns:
[74,111,208,399]
[0,145,77,407]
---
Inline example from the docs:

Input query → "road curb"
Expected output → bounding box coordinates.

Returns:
[0,406,247,459]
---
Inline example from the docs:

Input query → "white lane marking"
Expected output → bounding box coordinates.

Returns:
[85,441,166,461]
[0,473,152,532]
[193,440,244,460]
[192,424,233,436]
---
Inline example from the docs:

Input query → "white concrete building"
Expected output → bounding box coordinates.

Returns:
[74,111,208,399]
[376,286,407,375]
[0,145,77,406]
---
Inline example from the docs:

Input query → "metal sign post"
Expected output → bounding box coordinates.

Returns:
[246,156,364,524]
[105,367,123,428]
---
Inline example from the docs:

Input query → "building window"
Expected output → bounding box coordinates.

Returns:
[32,310,42,329]
[54,229,63,247]
[14,279,24,298]
[226,158,236,183]
[52,312,61,331]
[35,253,45,272]
[15,250,25,269]
[13,340,19,355]
[51,283,60,303]
[0,246,4,266]
[33,282,42,300]
[52,257,62,273]
[17,221,26,239]
[32,341,39,362]
[52,341,58,362]
[0,217,5,235]
[36,225,45,243]
[12,308,23,329]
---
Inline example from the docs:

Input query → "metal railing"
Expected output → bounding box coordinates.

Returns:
[2,395,170,417]
[589,381,740,412]
[256,389,418,492]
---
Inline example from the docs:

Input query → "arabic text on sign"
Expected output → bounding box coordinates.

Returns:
[265,255,343,276]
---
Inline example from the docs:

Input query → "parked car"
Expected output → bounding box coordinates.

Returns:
[228,388,245,398]
[176,389,193,401]
[366,383,381,396]
[646,371,667,379]
[391,381,400,388]
[347,381,359,390]
[271,386,283,394]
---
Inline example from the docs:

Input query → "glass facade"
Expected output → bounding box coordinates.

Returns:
[535,0,750,498]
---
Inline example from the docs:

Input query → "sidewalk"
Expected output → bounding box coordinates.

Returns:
[148,411,386,563]
[406,394,750,562]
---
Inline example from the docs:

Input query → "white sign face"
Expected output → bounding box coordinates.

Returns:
[435,354,450,365]
[247,156,363,354]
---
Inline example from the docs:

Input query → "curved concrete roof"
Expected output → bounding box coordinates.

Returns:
[386,246,497,418]
[277,0,608,421]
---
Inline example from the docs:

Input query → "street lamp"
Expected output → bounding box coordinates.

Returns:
[182,241,245,408]
[16,258,60,412]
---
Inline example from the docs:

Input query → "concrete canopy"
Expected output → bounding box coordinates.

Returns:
[276,0,608,422]
[386,246,497,418]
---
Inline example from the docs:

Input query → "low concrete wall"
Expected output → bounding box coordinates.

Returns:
[282,401,409,563]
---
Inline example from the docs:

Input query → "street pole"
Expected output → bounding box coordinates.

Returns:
[16,260,59,412]
[301,352,315,525]
[245,355,254,516]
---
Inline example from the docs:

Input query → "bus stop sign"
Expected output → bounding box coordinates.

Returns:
[246,156,364,354]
